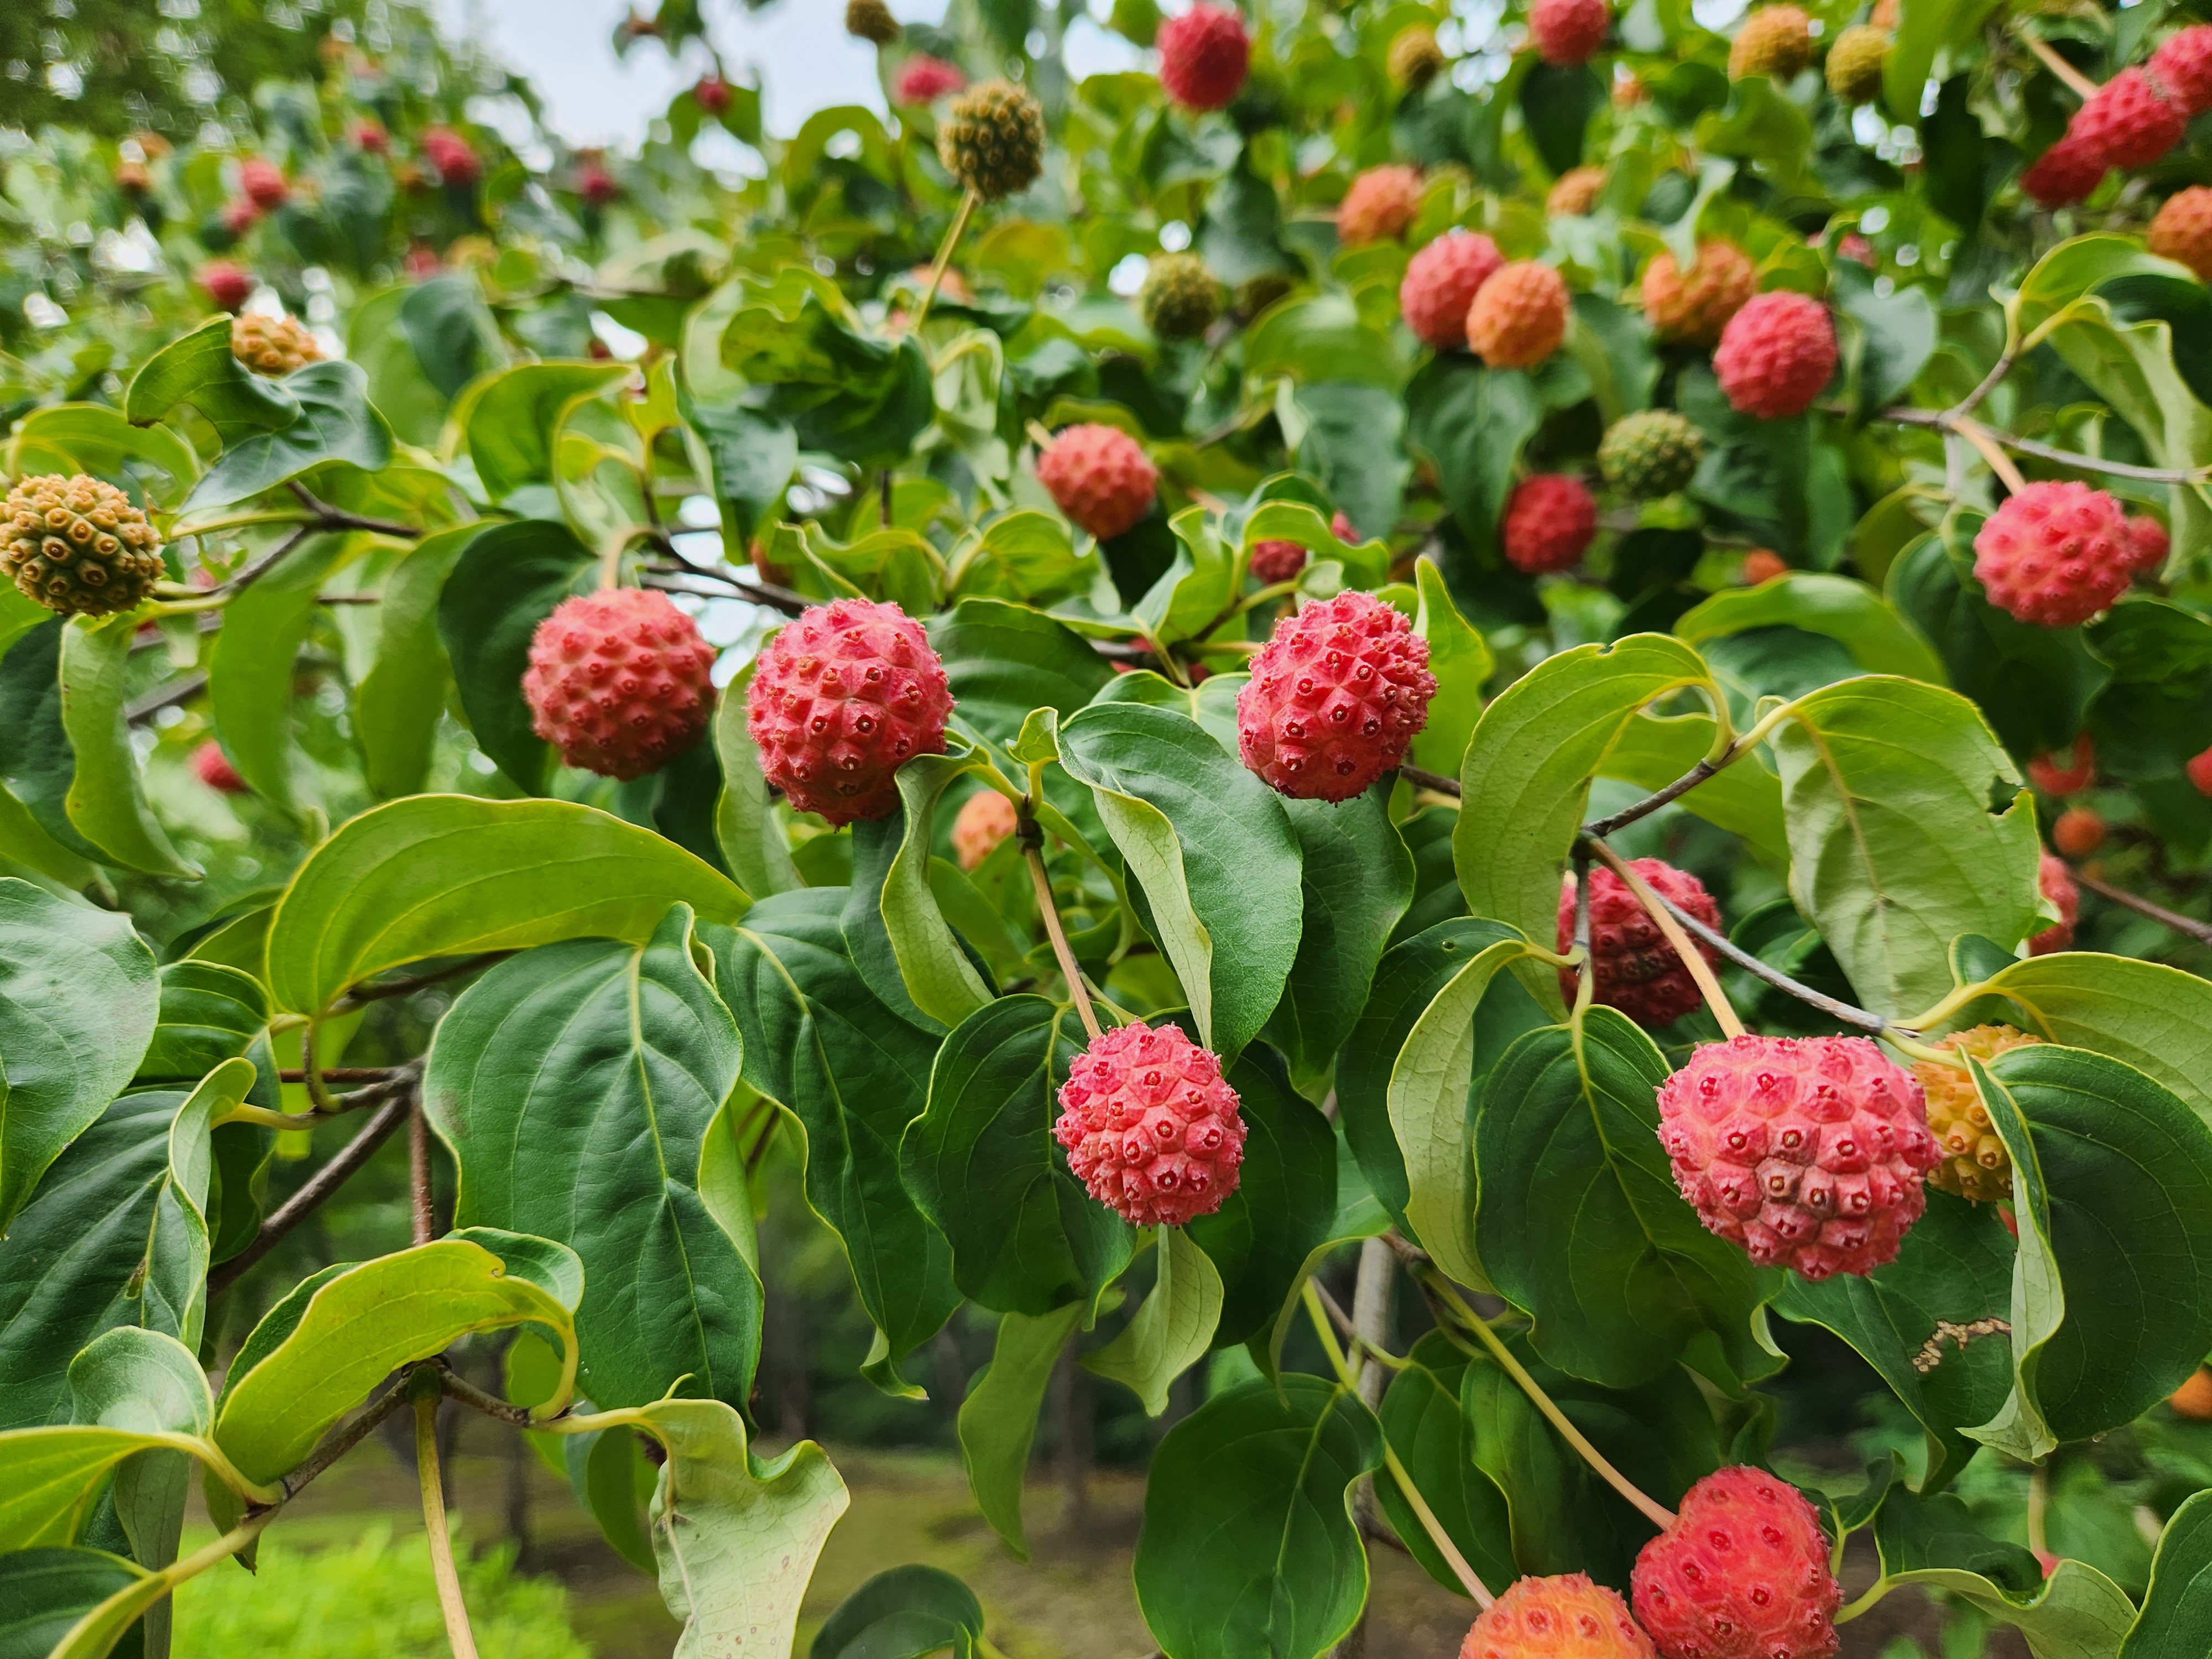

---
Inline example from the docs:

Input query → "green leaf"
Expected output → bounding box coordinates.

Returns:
[1374,1332,1517,1598]
[1239,500,1390,592]
[1244,295,1406,389]
[1058,702,1303,1061]
[681,396,797,553]
[1834,259,1938,414]
[357,524,478,799]
[1967,1045,2212,1459]
[0,623,108,869]
[946,511,1090,606]
[899,995,1133,1317]
[1260,786,1413,1083]
[186,362,395,510]
[424,908,760,1412]
[1410,559,1492,776]
[59,619,200,880]
[1288,384,1412,571]
[4,406,198,509]
[703,892,957,1396]
[1595,711,1788,862]
[855,756,993,1029]
[1454,635,1714,1005]
[1404,357,1542,566]
[0,1549,146,1659]
[957,1300,1085,1561]
[435,517,595,793]
[1132,1375,1383,1659]
[0,878,160,1236]
[1771,1192,2015,1491]
[460,362,633,505]
[1674,572,1945,685]
[930,597,1115,748]
[709,660,801,900]
[1084,1225,1223,1417]
[122,317,298,446]
[1187,1051,1337,1348]
[1957,954,2212,1127]
[1476,1009,1781,1388]
[721,288,933,468]
[265,794,748,1015]
[138,961,262,1088]
[1134,508,1235,653]
[205,533,357,819]
[2124,1490,2212,1656]
[1771,677,2042,1020]
[812,1566,985,1659]
[211,1229,582,1488]
[0,1066,241,1431]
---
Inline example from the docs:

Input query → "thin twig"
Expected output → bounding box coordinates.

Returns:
[410,1096,435,1246]
[1643,881,1892,1035]
[2075,869,2212,947]
[278,1376,413,1501]
[336,953,505,1011]
[1874,406,2205,485]
[640,565,810,615]
[1954,419,2031,494]
[912,189,979,332]
[1583,760,1718,838]
[2016,27,2102,100]
[1585,841,1746,1038]
[209,1091,413,1295]
[126,672,208,724]
[1950,353,2016,424]
[208,523,316,600]
[1023,825,1102,1039]
[278,1067,398,1084]
[439,1361,537,1428]
[286,480,423,541]
[1400,763,1462,796]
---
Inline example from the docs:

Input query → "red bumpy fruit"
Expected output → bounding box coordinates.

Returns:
[1631,1467,1842,1659]
[693,75,733,116]
[1248,540,1309,584]
[1531,0,1610,66]
[2189,745,2212,798]
[747,597,952,825]
[1713,293,1838,420]
[2028,733,2095,795]
[2124,514,2171,572]
[2150,186,2212,281]
[1503,474,1599,575]
[1338,164,1424,246]
[422,126,483,185]
[2053,807,2104,858]
[2021,135,2105,207]
[1237,591,1437,802]
[1401,231,1505,350]
[952,788,1018,870]
[2032,851,2079,954]
[2072,69,2186,171]
[1743,550,1788,585]
[525,589,718,782]
[1460,1574,1657,1659]
[192,741,247,795]
[895,55,967,103]
[1055,1020,1245,1226]
[198,261,253,311]
[1642,243,1756,344]
[1656,1033,1940,1280]
[1156,3,1251,111]
[1467,260,1571,369]
[2152,25,2212,116]
[1037,424,1158,540]
[1970,481,2132,627]
[239,158,288,208]
[221,199,260,237]
[1557,859,1723,1028]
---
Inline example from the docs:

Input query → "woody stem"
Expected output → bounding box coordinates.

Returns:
[1582,838,1747,1039]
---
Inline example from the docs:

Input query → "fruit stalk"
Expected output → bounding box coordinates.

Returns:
[913,189,979,332]
[414,1371,483,1659]
[2074,866,2212,946]
[1022,814,1103,1039]
[1585,839,1746,1037]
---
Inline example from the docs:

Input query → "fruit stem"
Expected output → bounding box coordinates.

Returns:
[912,189,979,332]
[597,523,659,590]
[1415,1269,1679,1533]
[1022,825,1103,1039]
[414,1374,484,1659]
[1300,1283,1495,1609]
[1953,418,2031,495]
[1585,839,1747,1039]
[2013,25,2102,102]
[1570,845,1597,1021]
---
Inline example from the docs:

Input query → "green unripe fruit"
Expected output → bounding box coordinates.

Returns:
[938,80,1046,202]
[1388,25,1447,91]
[1598,409,1706,499]
[1825,25,1890,103]
[1140,252,1222,338]
[3,473,166,617]
[845,0,900,45]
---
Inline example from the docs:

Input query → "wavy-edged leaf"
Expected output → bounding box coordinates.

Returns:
[459,362,633,505]
[1084,1225,1223,1417]
[931,596,1115,748]
[1960,953,2212,1126]
[2124,1490,2212,1656]
[122,317,297,445]
[1674,572,1944,685]
[357,524,478,799]
[435,517,595,793]
[848,754,992,1030]
[1374,1332,1517,1599]
[957,1301,1084,1561]
[186,362,394,510]
[264,794,748,1015]
[59,619,199,880]
[1410,558,1491,776]
[135,963,264,1087]
[206,533,359,818]
[1262,785,1413,1083]
[1187,1050,1335,1349]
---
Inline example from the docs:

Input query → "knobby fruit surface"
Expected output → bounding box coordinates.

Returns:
[1971,482,2133,628]
[1157,4,1253,110]
[1641,242,1756,345]
[1557,859,1723,1028]
[1503,473,1599,574]
[1532,0,1610,66]
[2028,734,2095,795]
[2,473,166,617]
[230,313,321,376]
[1248,539,1310,585]
[1037,424,1159,540]
[1055,1021,1245,1226]
[1631,1467,1841,1659]
[1713,292,1838,420]
[952,789,1018,871]
[1728,5,1814,81]
[2150,186,2212,280]
[1237,591,1437,801]
[1390,24,1448,89]
[1913,1024,2042,1202]
[1460,1574,1658,1658]
[1338,164,1424,246]
[1547,165,1608,217]
[1140,252,1223,338]
[526,588,718,782]
[938,81,1046,201]
[1468,260,1570,369]
[1401,231,1505,349]
[1599,409,1705,498]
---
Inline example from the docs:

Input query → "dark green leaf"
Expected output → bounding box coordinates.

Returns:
[931,598,1116,748]
[436,518,594,793]
[187,362,395,510]
[1404,358,1541,566]
[1186,1049,1335,1349]
[812,1565,984,1659]
[1374,1332,1517,1598]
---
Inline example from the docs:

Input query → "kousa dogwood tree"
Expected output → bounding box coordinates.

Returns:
[12,0,2212,1655]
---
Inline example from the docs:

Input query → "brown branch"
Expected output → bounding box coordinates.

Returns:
[286,480,424,541]
[1583,759,1719,838]
[274,1375,413,1502]
[437,1361,536,1427]
[127,672,208,725]
[2075,869,2212,947]
[1399,763,1462,796]
[335,953,505,1011]
[209,1089,413,1295]
[409,1096,435,1246]
[1874,405,2205,484]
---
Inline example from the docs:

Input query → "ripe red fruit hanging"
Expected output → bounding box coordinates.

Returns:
[2124,514,2171,572]
[1331,510,1360,543]
[1531,0,1610,66]
[423,126,483,185]
[2021,134,2106,207]
[197,261,254,311]
[1337,164,1424,247]
[1401,231,1505,349]
[2071,69,2185,171]
[2028,733,2095,795]
[2188,745,2212,797]
[1631,1467,1842,1659]
[2031,851,2080,954]
[524,589,718,782]
[1055,1020,1245,1226]
[952,788,1018,870]
[1713,292,1838,420]
[1656,1032,1940,1280]
[895,55,967,103]
[1502,474,1599,575]
[1156,3,1251,111]
[1248,539,1309,585]
[693,75,733,115]
[1743,550,1788,585]
[2152,24,2212,116]
[2150,186,2212,279]
[1036,424,1159,540]
[2053,807,2105,859]
[238,158,289,208]
[579,162,619,207]
[192,741,248,795]
[352,119,389,153]
[1467,260,1571,369]
[1459,1573,1657,1658]
[1642,243,1756,345]
[1970,481,2132,627]
[1237,591,1437,802]
[746,597,952,825]
[1556,859,1723,1028]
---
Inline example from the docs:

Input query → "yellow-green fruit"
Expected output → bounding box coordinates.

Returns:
[1140,252,1222,338]
[1389,24,1447,91]
[1598,409,1705,498]
[1913,1024,2043,1202]
[845,0,900,45]
[2,473,166,617]
[1729,4,1814,81]
[231,313,322,377]
[938,80,1045,202]
[1235,271,1296,317]
[1825,25,1890,103]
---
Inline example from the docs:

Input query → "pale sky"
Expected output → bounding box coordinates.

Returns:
[434,0,1142,148]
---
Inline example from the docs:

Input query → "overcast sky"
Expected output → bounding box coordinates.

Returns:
[432,0,1141,148]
